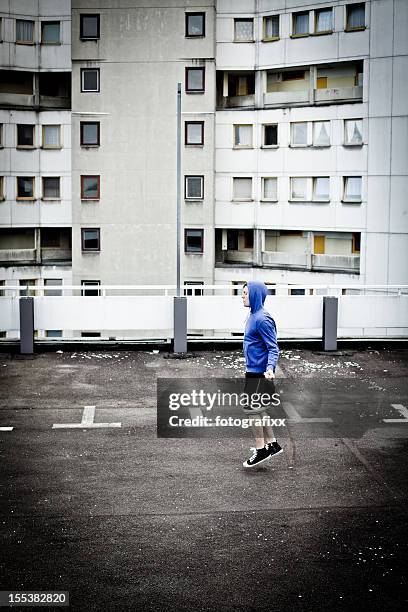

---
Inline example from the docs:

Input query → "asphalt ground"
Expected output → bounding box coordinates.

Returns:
[0,346,407,611]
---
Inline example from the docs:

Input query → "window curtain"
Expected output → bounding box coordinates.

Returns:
[235,20,253,40]
[44,126,60,146]
[264,178,277,200]
[314,178,329,199]
[44,178,60,198]
[235,125,252,146]
[291,178,307,199]
[314,122,330,146]
[316,10,332,32]
[234,178,252,199]
[345,177,362,199]
[348,5,365,28]
[292,123,307,145]
[346,120,362,144]
[294,13,308,35]
[17,20,34,42]
[265,16,279,38]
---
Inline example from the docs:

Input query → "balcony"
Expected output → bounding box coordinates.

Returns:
[264,90,310,108]
[0,248,37,264]
[262,250,308,269]
[41,248,72,262]
[314,86,363,105]
[216,71,255,110]
[312,254,360,273]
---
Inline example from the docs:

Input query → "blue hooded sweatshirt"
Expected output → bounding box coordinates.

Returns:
[243,281,279,374]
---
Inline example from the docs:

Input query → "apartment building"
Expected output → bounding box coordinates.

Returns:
[214,0,408,289]
[1,0,407,319]
[0,0,72,325]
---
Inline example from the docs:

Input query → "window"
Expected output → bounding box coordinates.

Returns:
[290,288,306,296]
[343,176,362,202]
[185,12,205,37]
[263,15,279,40]
[315,8,333,34]
[290,177,308,201]
[19,279,36,297]
[185,176,204,200]
[82,228,100,251]
[81,175,100,200]
[0,176,4,200]
[262,177,278,202]
[16,20,34,44]
[81,332,101,338]
[227,230,238,251]
[244,230,253,249]
[346,3,365,31]
[81,68,100,92]
[234,18,254,42]
[344,119,363,145]
[42,125,61,148]
[228,73,255,96]
[80,122,100,146]
[42,177,60,199]
[185,121,204,146]
[282,70,306,81]
[313,121,330,147]
[44,279,62,296]
[81,280,101,296]
[352,233,361,253]
[233,177,252,201]
[234,124,252,148]
[41,21,60,44]
[291,122,308,146]
[185,67,205,93]
[292,11,309,36]
[17,124,34,147]
[185,229,204,253]
[263,124,278,147]
[313,177,330,202]
[80,14,100,39]
[46,330,62,338]
[184,281,204,296]
[17,177,35,200]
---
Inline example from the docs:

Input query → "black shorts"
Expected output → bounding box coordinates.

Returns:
[242,372,276,415]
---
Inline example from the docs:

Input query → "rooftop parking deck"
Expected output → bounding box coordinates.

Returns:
[0,346,407,611]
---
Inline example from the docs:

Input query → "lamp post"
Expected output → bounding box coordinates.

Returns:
[173,82,187,353]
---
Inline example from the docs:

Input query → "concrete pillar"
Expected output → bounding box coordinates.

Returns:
[253,229,263,267]
[322,296,338,351]
[20,297,34,354]
[174,296,187,353]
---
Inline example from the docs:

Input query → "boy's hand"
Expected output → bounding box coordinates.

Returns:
[264,368,275,380]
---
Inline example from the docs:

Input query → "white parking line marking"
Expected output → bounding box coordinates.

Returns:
[0,427,13,431]
[283,401,333,423]
[52,406,121,429]
[383,404,408,423]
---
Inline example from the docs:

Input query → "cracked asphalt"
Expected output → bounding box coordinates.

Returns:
[0,346,407,611]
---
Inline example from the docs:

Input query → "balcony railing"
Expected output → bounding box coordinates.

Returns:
[0,248,36,263]
[312,254,360,272]
[314,86,363,104]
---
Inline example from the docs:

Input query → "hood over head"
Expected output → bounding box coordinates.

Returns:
[247,281,268,313]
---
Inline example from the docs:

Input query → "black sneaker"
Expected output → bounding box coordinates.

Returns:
[243,446,271,468]
[266,441,283,458]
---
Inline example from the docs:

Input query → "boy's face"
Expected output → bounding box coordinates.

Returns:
[242,286,250,307]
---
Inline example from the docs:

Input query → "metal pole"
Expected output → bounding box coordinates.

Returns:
[176,82,181,298]
[173,82,187,353]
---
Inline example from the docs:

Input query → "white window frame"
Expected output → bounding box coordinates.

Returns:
[41,21,61,44]
[232,177,253,202]
[81,68,100,92]
[291,11,310,37]
[345,2,366,32]
[314,7,333,35]
[16,19,35,44]
[261,177,278,202]
[289,177,310,202]
[262,123,279,148]
[290,122,310,147]
[233,124,253,148]
[185,175,204,201]
[342,176,362,203]
[42,176,61,200]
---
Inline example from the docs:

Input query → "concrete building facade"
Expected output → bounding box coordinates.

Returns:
[1,0,407,327]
